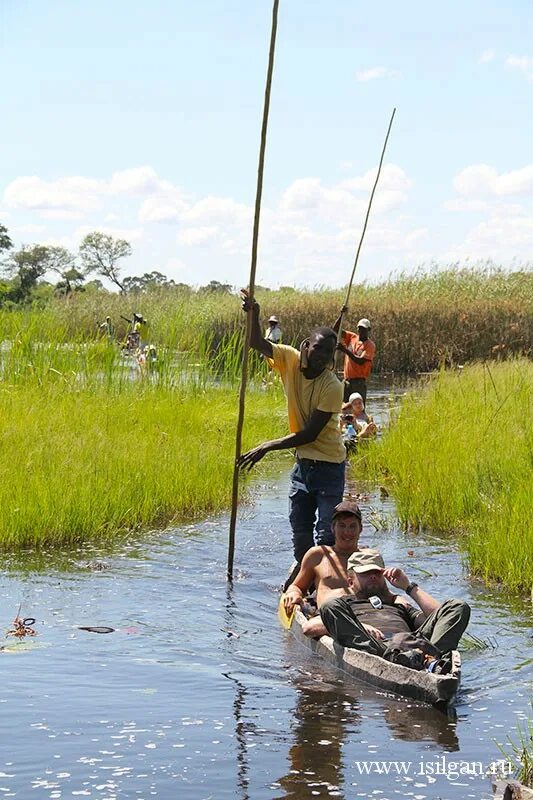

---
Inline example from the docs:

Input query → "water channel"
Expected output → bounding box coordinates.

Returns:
[0,388,531,800]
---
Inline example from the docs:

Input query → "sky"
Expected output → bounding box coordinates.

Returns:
[1,0,532,289]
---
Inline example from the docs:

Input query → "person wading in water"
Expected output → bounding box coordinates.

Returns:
[238,289,345,565]
[333,308,376,405]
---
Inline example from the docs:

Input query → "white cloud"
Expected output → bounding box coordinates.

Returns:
[13,223,46,236]
[505,55,533,81]
[109,166,165,196]
[453,164,533,197]
[446,212,533,262]
[182,196,251,226]
[0,162,439,287]
[4,175,106,217]
[444,198,492,213]
[341,164,413,193]
[278,166,411,233]
[3,167,190,224]
[138,189,188,223]
[176,226,218,246]
[73,224,144,243]
[355,66,399,82]
[479,49,495,64]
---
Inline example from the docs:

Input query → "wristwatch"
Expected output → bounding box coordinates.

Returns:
[405,582,419,596]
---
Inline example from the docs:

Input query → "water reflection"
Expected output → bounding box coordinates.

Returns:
[382,700,459,750]
[275,683,354,800]
[223,672,251,800]
[273,675,461,800]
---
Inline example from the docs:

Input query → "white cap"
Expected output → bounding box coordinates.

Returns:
[357,318,371,329]
[348,392,364,404]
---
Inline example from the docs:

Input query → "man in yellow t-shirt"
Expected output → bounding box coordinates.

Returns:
[238,290,346,562]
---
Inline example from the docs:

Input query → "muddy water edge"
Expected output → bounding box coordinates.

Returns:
[0,385,531,800]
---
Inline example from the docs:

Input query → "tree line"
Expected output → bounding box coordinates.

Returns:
[0,223,236,306]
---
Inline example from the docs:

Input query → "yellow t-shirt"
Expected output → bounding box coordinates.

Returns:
[269,344,345,463]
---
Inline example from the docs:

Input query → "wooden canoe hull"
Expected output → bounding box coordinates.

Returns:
[290,608,461,708]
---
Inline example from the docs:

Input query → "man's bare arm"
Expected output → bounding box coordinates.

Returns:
[336,343,368,366]
[384,567,441,618]
[241,289,273,359]
[283,549,321,613]
[238,409,333,471]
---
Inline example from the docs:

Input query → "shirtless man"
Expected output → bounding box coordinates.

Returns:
[283,500,379,637]
[283,499,413,637]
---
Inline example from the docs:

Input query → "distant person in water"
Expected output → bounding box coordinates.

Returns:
[333,309,376,405]
[99,316,114,340]
[238,289,345,563]
[265,315,282,343]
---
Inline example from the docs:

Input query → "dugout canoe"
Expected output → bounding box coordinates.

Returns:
[289,607,461,708]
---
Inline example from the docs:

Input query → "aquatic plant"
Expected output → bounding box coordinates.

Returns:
[1,264,531,375]
[0,356,286,548]
[360,359,533,593]
[498,704,533,788]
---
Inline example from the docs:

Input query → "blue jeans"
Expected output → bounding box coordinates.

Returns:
[288,459,346,562]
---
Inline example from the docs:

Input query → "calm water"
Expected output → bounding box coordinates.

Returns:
[0,389,531,800]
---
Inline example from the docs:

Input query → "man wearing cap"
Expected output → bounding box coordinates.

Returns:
[319,552,470,671]
[265,315,282,343]
[239,290,345,562]
[283,501,401,637]
[333,310,376,404]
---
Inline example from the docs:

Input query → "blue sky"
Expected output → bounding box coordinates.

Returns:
[1,0,532,288]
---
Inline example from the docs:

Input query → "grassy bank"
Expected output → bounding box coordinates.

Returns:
[1,265,531,374]
[360,360,533,593]
[0,373,285,549]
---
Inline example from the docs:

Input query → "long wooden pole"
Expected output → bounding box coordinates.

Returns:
[337,107,396,341]
[227,0,280,581]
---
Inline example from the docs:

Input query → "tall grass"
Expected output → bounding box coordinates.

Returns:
[0,341,286,548]
[361,360,533,593]
[499,705,533,788]
[2,265,531,374]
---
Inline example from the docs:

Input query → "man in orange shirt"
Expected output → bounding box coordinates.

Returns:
[333,312,376,404]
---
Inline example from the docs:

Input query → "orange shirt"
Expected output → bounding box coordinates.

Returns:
[342,331,376,379]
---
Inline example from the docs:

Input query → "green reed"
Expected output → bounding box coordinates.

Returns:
[499,703,533,788]
[2,264,530,375]
[360,360,533,593]
[0,332,286,548]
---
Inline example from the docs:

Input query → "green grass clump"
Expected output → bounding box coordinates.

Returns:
[0,378,285,549]
[361,360,533,593]
[499,703,533,788]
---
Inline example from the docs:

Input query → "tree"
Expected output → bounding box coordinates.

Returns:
[3,244,53,303]
[122,271,175,294]
[54,268,86,296]
[43,246,83,294]
[79,231,132,292]
[0,223,13,254]
[198,279,233,294]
